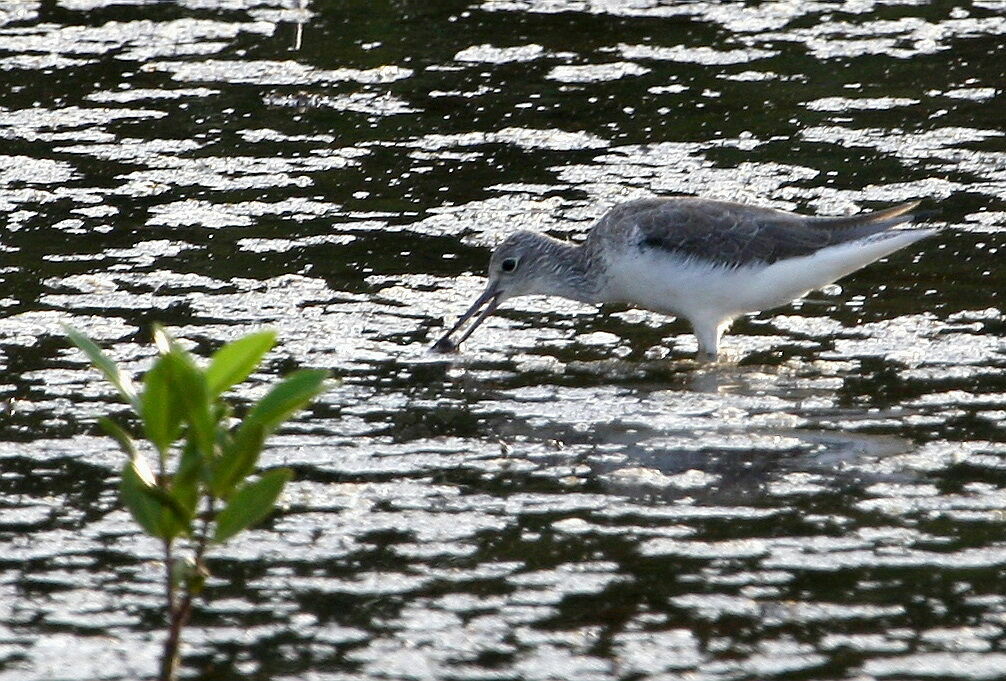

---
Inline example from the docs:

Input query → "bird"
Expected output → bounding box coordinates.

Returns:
[432,197,937,359]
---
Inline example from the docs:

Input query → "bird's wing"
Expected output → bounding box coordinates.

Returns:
[604,198,921,267]
[803,200,921,232]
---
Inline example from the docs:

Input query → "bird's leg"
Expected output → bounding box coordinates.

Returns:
[697,348,719,362]
[693,317,731,360]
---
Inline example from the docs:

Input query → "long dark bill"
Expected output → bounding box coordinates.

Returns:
[432,286,501,352]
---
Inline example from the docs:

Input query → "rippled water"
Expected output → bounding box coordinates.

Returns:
[1,1,1005,679]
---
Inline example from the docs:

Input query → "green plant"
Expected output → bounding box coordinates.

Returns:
[66,326,328,681]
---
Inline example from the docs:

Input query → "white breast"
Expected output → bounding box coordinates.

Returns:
[603,250,752,322]
[602,228,936,323]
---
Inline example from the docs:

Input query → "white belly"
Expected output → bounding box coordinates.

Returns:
[603,228,935,325]
[605,252,753,324]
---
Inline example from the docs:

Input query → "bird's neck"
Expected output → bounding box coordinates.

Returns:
[537,236,604,304]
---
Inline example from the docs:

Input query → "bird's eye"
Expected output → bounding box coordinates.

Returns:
[501,257,518,273]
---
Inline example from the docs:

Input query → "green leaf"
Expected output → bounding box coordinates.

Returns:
[206,331,276,398]
[144,483,193,536]
[172,442,203,519]
[213,468,292,543]
[213,400,233,429]
[171,556,196,590]
[209,369,326,498]
[172,556,207,595]
[161,350,215,458]
[120,454,171,539]
[64,326,139,411]
[140,357,183,459]
[151,324,173,356]
[211,421,265,499]
[99,417,137,459]
[243,369,328,434]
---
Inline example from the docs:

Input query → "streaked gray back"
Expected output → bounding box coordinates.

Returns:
[591,197,923,268]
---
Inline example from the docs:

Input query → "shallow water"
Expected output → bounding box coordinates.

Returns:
[1,1,1005,679]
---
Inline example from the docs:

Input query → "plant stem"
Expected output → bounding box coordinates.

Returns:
[159,537,177,681]
[159,497,215,681]
[164,539,176,614]
[159,590,191,681]
[158,442,178,681]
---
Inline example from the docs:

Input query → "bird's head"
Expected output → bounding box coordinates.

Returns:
[432,231,560,352]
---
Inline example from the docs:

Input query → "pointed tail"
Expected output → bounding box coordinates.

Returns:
[807,201,941,243]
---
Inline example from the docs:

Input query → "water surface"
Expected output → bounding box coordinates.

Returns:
[1,1,1005,679]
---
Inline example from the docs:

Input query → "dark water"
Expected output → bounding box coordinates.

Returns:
[1,1,1005,679]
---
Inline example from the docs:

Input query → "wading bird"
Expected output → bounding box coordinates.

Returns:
[433,197,935,358]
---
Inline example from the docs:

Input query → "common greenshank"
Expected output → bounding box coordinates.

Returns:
[433,197,936,358]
